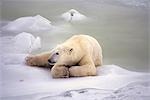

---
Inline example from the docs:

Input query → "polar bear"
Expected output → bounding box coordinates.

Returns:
[25,35,103,78]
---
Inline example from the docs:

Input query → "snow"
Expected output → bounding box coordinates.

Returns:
[1,32,41,53]
[103,81,150,100]
[1,50,150,100]
[61,9,87,22]
[2,15,52,33]
[1,14,76,35]
[14,32,41,53]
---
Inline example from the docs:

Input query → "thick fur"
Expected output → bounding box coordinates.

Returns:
[26,35,103,78]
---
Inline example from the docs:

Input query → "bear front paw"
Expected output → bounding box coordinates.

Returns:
[25,55,37,66]
[51,66,69,78]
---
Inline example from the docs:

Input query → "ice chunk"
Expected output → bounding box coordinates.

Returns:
[2,15,52,33]
[13,32,41,53]
[61,9,87,22]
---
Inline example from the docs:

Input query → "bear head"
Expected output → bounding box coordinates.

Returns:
[48,45,77,66]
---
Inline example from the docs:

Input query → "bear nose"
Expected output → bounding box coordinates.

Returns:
[48,59,56,63]
[48,59,51,63]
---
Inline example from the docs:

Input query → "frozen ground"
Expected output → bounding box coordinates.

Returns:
[1,50,150,100]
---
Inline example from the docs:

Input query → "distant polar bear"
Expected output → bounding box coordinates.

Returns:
[25,35,103,78]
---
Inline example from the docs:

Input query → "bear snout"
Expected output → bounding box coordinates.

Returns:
[48,59,56,65]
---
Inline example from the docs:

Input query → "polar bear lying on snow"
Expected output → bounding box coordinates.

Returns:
[25,35,103,78]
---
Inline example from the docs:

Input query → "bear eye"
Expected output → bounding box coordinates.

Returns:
[56,52,59,55]
[70,48,73,52]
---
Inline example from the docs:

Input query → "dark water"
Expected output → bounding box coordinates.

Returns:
[0,0,149,72]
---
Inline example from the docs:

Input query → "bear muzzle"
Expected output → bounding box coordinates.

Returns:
[48,59,56,65]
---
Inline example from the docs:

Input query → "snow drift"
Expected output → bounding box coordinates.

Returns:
[2,15,52,33]
[14,32,41,53]
[1,32,41,53]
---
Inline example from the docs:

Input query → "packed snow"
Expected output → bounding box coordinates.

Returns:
[61,9,87,22]
[1,32,41,53]
[2,15,52,33]
[14,32,41,53]
[1,51,150,100]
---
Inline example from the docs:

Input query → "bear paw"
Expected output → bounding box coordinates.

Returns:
[51,66,69,78]
[25,55,38,66]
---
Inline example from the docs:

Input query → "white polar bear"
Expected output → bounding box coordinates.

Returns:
[14,32,41,53]
[25,35,103,78]
[61,9,87,22]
